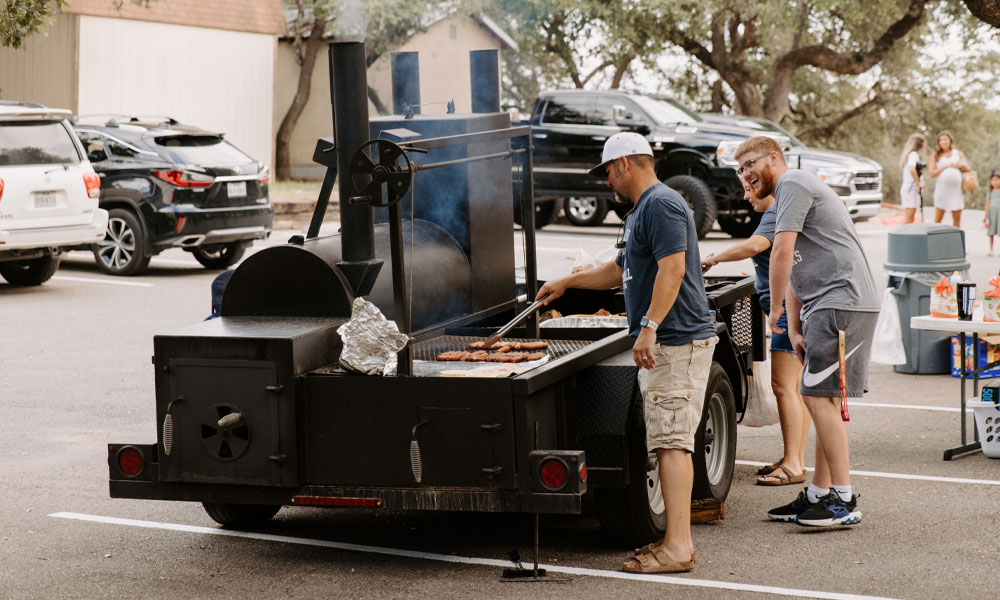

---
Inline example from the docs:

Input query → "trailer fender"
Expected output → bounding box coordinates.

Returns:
[712,323,747,415]
[569,350,637,488]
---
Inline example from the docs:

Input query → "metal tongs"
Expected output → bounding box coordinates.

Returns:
[483,294,549,347]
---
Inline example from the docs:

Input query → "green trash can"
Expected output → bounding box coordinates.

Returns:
[885,223,969,374]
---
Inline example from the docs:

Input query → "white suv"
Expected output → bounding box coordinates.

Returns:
[0,102,108,285]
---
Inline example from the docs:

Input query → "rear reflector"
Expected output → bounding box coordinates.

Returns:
[539,457,569,491]
[152,169,214,188]
[291,496,383,508]
[83,173,101,198]
[116,446,144,477]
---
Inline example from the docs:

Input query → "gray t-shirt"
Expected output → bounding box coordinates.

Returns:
[774,169,880,318]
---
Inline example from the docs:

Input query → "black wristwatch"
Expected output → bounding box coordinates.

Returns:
[640,316,659,330]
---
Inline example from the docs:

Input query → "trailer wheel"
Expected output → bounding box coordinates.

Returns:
[595,389,666,546]
[692,362,736,500]
[202,502,281,527]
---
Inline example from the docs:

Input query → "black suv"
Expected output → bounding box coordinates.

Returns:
[73,117,273,275]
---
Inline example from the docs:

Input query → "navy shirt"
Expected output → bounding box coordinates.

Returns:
[750,206,776,314]
[615,183,715,345]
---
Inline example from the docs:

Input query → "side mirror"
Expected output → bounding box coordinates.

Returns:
[613,105,650,134]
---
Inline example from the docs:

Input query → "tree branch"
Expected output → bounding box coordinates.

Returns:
[275,16,326,180]
[796,93,884,142]
[763,0,927,120]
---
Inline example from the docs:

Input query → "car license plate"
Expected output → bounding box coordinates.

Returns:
[34,192,58,208]
[227,181,247,198]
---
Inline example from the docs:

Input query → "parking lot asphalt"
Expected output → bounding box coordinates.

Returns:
[2,207,998,599]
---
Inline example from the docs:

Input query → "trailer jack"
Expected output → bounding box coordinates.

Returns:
[499,513,569,583]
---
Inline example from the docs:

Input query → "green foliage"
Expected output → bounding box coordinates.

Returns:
[1,0,67,49]
[2,0,156,49]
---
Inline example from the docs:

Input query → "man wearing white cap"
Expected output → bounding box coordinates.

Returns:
[537,132,717,574]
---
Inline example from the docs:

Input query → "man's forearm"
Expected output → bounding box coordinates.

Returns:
[645,254,684,324]
[769,234,795,312]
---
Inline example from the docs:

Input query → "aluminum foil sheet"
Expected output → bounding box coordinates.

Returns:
[337,298,410,376]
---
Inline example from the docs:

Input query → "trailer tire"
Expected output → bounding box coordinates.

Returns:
[202,502,281,527]
[595,390,666,547]
[692,362,736,500]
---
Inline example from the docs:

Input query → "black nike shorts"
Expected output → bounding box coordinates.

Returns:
[799,308,878,398]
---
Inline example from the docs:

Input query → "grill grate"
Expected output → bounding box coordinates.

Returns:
[722,295,754,356]
[413,335,594,361]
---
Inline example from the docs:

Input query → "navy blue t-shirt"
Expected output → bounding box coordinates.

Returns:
[750,206,776,314]
[614,183,715,345]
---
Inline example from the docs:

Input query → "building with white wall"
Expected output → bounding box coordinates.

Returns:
[0,0,285,168]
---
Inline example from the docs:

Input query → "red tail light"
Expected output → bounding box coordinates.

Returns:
[116,446,144,477]
[83,173,101,198]
[538,458,569,491]
[0,178,4,202]
[257,167,270,184]
[152,169,214,188]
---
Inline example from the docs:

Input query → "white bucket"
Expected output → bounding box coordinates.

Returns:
[969,399,1000,458]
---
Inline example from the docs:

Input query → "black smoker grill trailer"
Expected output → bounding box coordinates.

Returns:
[107,40,763,547]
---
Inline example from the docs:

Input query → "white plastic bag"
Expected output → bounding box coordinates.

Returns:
[871,288,907,365]
[742,357,779,427]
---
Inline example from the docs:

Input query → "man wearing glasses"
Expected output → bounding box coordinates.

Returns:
[734,136,879,527]
[536,132,717,574]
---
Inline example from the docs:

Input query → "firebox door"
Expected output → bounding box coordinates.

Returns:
[162,359,297,486]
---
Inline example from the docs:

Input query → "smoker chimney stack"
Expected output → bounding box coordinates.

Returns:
[329,40,382,297]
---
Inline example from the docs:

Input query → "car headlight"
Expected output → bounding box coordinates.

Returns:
[815,169,853,187]
[715,141,740,167]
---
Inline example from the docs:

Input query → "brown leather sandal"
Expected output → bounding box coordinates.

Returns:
[623,548,694,574]
[633,543,696,563]
[756,463,806,486]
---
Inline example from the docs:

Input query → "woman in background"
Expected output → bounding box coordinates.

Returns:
[898,133,926,224]
[929,130,971,227]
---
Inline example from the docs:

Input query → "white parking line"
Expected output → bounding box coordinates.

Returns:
[48,512,898,600]
[51,276,153,287]
[850,401,968,413]
[736,461,1000,486]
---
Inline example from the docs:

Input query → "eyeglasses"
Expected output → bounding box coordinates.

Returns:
[736,153,770,177]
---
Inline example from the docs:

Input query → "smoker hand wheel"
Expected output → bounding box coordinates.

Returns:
[349,139,413,207]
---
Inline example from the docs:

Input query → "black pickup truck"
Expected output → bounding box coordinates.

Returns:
[520,89,763,237]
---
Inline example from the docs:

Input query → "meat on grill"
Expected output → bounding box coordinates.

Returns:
[436,350,547,363]
[468,340,549,351]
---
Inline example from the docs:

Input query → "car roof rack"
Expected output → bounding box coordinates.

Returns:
[0,100,47,108]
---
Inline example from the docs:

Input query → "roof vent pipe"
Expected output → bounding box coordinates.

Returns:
[469,49,500,113]
[391,52,421,117]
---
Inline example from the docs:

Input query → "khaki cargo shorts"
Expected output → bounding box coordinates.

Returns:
[638,336,718,453]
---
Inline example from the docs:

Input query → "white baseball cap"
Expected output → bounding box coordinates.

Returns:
[588,132,654,177]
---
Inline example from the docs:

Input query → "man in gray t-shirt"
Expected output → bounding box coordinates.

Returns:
[735,136,879,529]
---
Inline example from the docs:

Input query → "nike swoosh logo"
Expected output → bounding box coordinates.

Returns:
[801,343,865,388]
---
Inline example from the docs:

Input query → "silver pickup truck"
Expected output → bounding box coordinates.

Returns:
[708,114,883,221]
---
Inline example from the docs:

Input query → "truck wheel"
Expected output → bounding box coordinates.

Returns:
[564,197,608,226]
[513,199,561,229]
[202,502,281,527]
[718,213,763,238]
[664,174,717,239]
[595,389,666,546]
[0,255,60,285]
[692,362,737,500]
[192,241,249,270]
